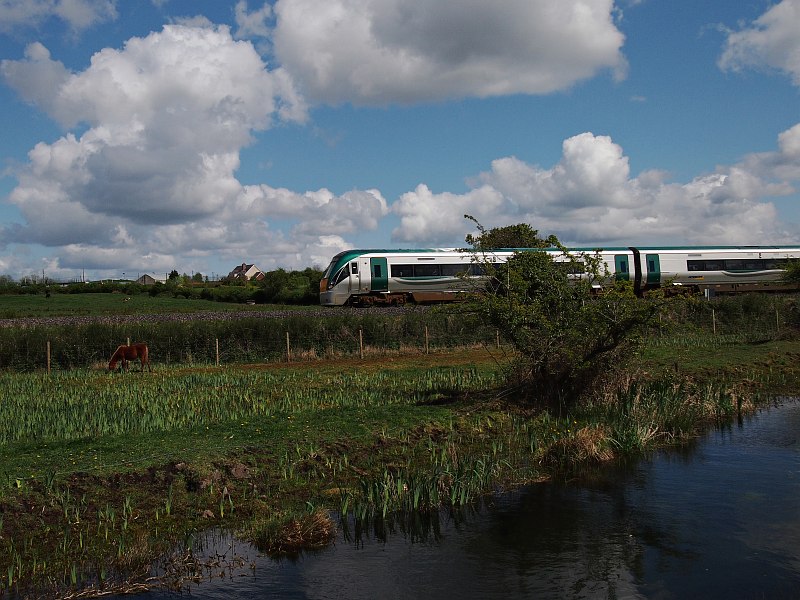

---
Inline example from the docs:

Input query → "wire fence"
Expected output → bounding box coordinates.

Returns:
[1,295,797,372]
[0,312,502,372]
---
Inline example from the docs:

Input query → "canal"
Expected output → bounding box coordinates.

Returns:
[126,399,800,599]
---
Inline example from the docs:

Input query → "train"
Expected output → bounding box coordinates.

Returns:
[319,246,800,306]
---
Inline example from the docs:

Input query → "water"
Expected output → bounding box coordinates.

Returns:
[124,399,800,599]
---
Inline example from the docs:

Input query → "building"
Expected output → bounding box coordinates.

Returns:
[135,274,163,285]
[227,263,265,281]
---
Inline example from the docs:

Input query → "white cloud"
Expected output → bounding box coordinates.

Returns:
[234,0,273,39]
[233,185,389,236]
[272,0,626,105]
[0,0,117,34]
[0,43,71,115]
[1,25,307,238]
[0,23,338,278]
[392,128,800,246]
[719,0,800,85]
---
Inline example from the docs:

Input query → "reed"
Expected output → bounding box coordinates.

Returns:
[0,365,498,446]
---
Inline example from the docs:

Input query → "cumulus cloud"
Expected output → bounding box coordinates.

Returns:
[0,23,371,277]
[0,0,117,34]
[1,25,308,235]
[392,128,800,247]
[233,185,389,237]
[718,0,800,85]
[234,0,273,39]
[271,0,626,104]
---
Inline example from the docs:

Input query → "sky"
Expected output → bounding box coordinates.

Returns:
[0,0,799,282]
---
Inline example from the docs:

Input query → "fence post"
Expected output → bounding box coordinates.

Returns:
[359,328,364,359]
[496,330,500,349]
[425,326,429,354]
[712,309,716,335]
[776,307,780,333]
[127,337,130,346]
[215,338,220,367]
[286,331,291,363]
[46,341,51,375]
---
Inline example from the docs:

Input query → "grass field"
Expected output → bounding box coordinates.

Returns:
[0,292,799,597]
[0,292,318,319]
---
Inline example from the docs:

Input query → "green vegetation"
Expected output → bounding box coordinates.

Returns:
[0,288,798,597]
[0,266,324,307]
[0,292,320,319]
[0,308,492,371]
[462,223,657,407]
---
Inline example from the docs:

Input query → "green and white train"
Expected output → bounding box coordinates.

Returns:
[319,246,800,306]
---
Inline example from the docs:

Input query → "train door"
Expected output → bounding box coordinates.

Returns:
[614,254,630,281]
[646,253,661,287]
[348,260,360,294]
[370,257,388,292]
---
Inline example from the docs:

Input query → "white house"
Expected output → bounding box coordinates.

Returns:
[227,263,265,281]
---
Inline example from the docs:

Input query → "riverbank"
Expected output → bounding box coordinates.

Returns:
[2,336,799,598]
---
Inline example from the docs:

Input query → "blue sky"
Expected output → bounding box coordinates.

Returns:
[1,0,799,282]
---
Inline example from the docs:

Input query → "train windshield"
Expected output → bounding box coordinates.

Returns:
[330,265,351,287]
[322,260,337,280]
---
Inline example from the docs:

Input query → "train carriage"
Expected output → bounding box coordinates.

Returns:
[319,246,800,306]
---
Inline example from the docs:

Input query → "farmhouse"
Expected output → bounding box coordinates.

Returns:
[228,263,265,281]
[135,274,164,285]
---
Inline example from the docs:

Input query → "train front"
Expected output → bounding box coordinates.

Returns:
[319,251,356,306]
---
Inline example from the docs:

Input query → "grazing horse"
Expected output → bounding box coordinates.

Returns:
[108,343,152,372]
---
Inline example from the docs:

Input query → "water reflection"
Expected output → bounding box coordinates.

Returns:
[121,399,800,599]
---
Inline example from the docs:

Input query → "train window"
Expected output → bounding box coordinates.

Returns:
[415,264,440,277]
[557,261,585,275]
[648,260,655,271]
[331,267,349,286]
[470,264,488,276]
[764,259,787,269]
[374,264,382,278]
[688,259,773,272]
[440,264,467,276]
[619,260,628,272]
[391,264,414,277]
[351,262,358,274]
[717,259,764,271]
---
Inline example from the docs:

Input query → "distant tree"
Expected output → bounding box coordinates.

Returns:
[0,275,16,292]
[168,270,180,281]
[462,220,659,408]
[192,272,204,283]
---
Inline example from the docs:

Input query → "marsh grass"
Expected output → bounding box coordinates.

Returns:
[1,331,799,597]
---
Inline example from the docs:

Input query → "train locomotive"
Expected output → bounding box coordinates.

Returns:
[319,246,800,306]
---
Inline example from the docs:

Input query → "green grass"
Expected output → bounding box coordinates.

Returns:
[639,334,800,379]
[0,360,500,473]
[0,293,318,318]
[1,331,799,597]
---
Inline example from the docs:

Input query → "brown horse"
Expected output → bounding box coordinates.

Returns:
[108,343,152,372]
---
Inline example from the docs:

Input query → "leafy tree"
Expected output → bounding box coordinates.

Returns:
[464,214,552,249]
[781,259,800,284]
[464,221,658,408]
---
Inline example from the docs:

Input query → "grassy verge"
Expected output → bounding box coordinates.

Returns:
[0,292,320,318]
[0,337,799,598]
